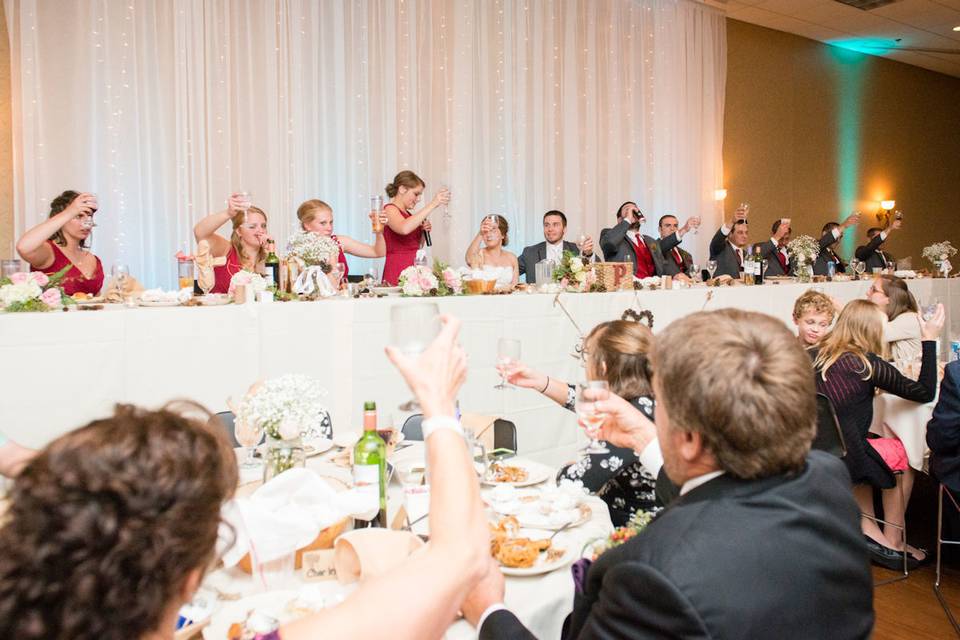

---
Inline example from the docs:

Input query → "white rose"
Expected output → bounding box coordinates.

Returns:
[278,417,302,440]
[402,281,422,296]
[570,260,583,273]
[575,270,587,283]
[0,282,42,307]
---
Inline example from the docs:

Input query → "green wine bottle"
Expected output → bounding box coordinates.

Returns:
[265,240,281,288]
[353,401,387,527]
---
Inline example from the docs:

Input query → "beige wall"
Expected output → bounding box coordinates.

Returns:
[0,8,12,260]
[724,18,960,266]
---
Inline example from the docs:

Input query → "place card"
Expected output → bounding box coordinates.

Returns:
[302,549,338,582]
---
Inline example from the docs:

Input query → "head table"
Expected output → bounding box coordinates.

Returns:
[1,278,957,467]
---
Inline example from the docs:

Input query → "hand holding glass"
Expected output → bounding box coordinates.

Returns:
[390,303,441,410]
[576,381,610,454]
[495,339,522,390]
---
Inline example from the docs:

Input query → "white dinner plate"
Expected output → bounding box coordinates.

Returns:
[498,529,576,577]
[203,585,350,639]
[371,286,401,295]
[332,431,361,449]
[197,294,232,306]
[487,493,592,531]
[303,437,334,457]
[482,459,553,488]
[138,299,182,307]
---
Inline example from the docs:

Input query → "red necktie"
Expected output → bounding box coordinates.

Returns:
[776,250,787,272]
[673,248,683,267]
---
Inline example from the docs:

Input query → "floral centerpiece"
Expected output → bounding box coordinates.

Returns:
[0,266,72,312]
[922,241,956,277]
[398,264,439,296]
[786,235,820,282]
[583,510,655,561]
[228,269,268,302]
[552,251,599,292]
[235,374,332,481]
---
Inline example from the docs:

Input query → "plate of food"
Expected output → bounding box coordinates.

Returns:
[482,459,552,487]
[485,484,592,530]
[138,289,190,307]
[204,584,349,640]
[71,292,105,305]
[489,516,574,577]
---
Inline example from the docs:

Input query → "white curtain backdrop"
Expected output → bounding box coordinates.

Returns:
[5,0,725,288]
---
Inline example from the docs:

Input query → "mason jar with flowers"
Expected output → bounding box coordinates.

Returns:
[786,235,820,283]
[235,374,333,482]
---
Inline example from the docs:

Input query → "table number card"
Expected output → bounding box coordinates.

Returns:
[302,549,338,582]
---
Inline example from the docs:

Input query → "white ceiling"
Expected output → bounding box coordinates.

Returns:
[702,0,960,78]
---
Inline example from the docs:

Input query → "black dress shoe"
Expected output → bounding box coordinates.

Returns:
[863,536,920,571]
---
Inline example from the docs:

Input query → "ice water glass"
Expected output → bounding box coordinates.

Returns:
[390,303,441,410]
[494,338,521,390]
[576,381,610,454]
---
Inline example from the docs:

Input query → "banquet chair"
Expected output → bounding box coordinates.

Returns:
[933,480,960,637]
[813,393,847,458]
[211,411,242,448]
[401,414,518,452]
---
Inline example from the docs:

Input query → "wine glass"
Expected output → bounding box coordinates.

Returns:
[414,251,429,267]
[235,415,263,469]
[390,302,441,410]
[366,266,380,287]
[690,263,700,283]
[576,380,610,454]
[494,338,522,390]
[112,263,133,306]
[330,264,345,290]
[706,260,718,280]
[690,215,700,235]
[235,190,252,223]
[855,260,866,278]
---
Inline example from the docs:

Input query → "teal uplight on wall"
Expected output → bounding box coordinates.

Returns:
[828,43,871,258]
[827,38,900,56]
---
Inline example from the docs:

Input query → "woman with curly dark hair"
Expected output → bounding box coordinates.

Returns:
[0,403,238,640]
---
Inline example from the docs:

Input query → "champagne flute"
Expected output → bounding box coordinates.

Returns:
[390,302,441,410]
[494,338,522,390]
[576,380,610,454]
[706,260,718,280]
[235,415,263,469]
[439,185,451,221]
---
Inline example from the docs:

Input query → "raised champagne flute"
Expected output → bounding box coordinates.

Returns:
[390,302,441,411]
[494,338,522,390]
[439,185,451,222]
[576,380,610,454]
[706,260,718,280]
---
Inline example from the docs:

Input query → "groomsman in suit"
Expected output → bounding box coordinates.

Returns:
[598,202,665,278]
[814,212,860,276]
[463,309,874,640]
[708,204,750,278]
[758,218,792,276]
[927,360,960,490]
[517,210,594,284]
[856,217,901,272]
[656,214,700,278]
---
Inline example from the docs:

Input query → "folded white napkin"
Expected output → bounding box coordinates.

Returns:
[220,468,377,566]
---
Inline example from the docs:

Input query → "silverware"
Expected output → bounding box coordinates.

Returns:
[403,512,429,531]
[550,521,575,541]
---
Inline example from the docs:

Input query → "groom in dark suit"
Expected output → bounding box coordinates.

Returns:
[464,309,874,640]
[518,210,594,284]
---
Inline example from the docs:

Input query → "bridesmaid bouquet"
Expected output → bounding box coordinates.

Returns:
[287,230,340,271]
[398,265,439,296]
[433,260,463,296]
[0,266,72,312]
[552,251,597,292]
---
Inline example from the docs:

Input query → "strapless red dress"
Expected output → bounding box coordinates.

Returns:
[382,204,422,285]
[211,247,244,294]
[31,241,104,296]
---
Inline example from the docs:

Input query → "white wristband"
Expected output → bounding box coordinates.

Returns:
[421,415,464,440]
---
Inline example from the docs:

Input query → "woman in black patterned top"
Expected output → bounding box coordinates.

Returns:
[498,319,657,526]
[813,299,943,564]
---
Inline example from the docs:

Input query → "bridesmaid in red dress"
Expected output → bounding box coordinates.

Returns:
[193,193,270,294]
[16,190,105,296]
[296,199,387,278]
[381,171,449,285]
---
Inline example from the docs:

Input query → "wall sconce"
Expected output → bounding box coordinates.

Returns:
[714,189,727,201]
[880,199,895,212]
[878,199,895,226]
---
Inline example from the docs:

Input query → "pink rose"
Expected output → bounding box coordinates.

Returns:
[41,288,62,308]
[9,272,29,285]
[443,270,459,289]
[31,272,49,287]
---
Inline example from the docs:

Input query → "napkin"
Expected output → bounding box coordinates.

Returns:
[219,468,377,567]
[102,275,144,302]
[194,240,226,293]
[333,528,425,584]
[461,412,497,451]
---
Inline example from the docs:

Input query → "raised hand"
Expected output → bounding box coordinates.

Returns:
[496,360,547,391]
[227,193,251,216]
[919,303,945,341]
[66,193,97,217]
[591,392,658,452]
[841,211,860,229]
[422,219,433,233]
[431,188,451,208]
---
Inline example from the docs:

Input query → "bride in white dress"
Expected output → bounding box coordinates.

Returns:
[464,214,519,288]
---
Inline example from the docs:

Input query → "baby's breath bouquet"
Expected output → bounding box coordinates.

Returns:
[236,374,332,441]
[922,241,956,277]
[286,231,340,271]
[786,235,820,264]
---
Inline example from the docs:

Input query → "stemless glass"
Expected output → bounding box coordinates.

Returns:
[370,195,384,234]
[494,338,522,390]
[235,191,252,223]
[366,266,380,287]
[414,251,429,267]
[576,380,610,455]
[235,416,263,469]
[921,298,939,322]
[706,260,718,280]
[111,264,133,305]
[390,302,441,410]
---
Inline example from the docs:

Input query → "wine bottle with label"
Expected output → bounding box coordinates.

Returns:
[353,401,387,528]
[265,240,281,288]
[742,250,754,285]
[753,246,764,285]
